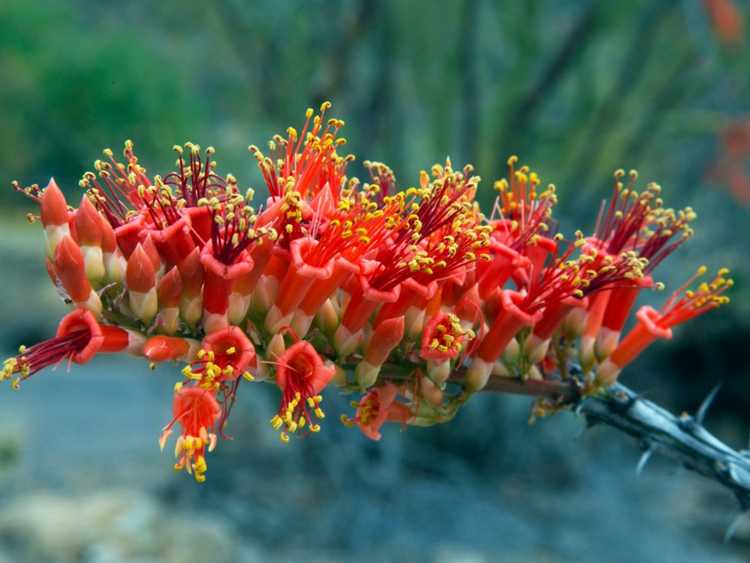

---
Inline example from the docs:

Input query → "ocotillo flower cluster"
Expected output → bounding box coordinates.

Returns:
[2,104,732,483]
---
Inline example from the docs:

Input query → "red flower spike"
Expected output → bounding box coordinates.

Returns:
[341,383,412,441]
[365,317,405,366]
[160,386,221,483]
[79,141,152,227]
[271,341,335,442]
[704,0,744,46]
[302,257,359,315]
[597,306,673,385]
[251,102,348,200]
[438,269,471,308]
[515,236,558,287]
[243,236,275,294]
[7,109,739,485]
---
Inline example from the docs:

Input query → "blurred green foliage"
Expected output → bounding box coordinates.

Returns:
[1,0,747,212]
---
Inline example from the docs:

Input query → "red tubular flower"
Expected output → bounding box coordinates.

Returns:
[342,383,412,441]
[477,295,531,365]
[293,255,359,337]
[157,267,183,334]
[421,312,473,362]
[74,195,106,285]
[126,243,158,324]
[160,385,221,483]
[227,268,256,325]
[54,235,102,315]
[579,289,613,368]
[513,236,558,288]
[477,240,528,300]
[596,276,654,357]
[74,195,103,247]
[141,232,162,267]
[39,178,69,228]
[271,341,335,442]
[374,278,437,334]
[525,295,588,363]
[115,215,146,259]
[200,245,254,334]
[202,326,256,379]
[266,237,336,333]
[143,335,199,363]
[420,312,474,385]
[335,274,401,355]
[38,179,71,259]
[181,326,257,390]
[98,212,125,283]
[177,247,204,327]
[355,316,405,389]
[149,216,196,266]
[598,267,732,384]
[1,310,135,387]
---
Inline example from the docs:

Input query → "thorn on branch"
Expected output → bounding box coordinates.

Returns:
[636,446,654,477]
[724,511,748,544]
[696,383,722,425]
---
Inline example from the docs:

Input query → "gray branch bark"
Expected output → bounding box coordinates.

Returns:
[483,376,750,510]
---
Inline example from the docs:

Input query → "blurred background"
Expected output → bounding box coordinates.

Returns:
[1,0,749,561]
